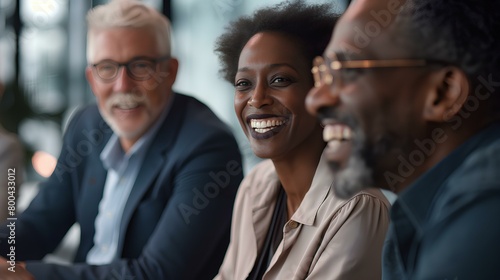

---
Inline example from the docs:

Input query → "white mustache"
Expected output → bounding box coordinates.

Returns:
[106,93,146,110]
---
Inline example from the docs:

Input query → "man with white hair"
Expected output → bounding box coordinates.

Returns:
[0,1,242,279]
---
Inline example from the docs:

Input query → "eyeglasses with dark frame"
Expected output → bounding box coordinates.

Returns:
[91,55,170,82]
[311,53,445,89]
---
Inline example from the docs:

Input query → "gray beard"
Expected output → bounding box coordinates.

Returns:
[332,150,373,199]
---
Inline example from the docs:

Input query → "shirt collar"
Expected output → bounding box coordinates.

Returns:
[291,154,334,226]
[100,93,175,171]
[394,121,500,228]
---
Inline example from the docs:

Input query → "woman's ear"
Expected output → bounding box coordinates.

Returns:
[422,66,469,122]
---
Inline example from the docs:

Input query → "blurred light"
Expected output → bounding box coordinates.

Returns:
[21,0,67,27]
[32,150,57,178]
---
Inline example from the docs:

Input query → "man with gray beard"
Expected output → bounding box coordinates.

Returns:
[307,0,500,279]
[0,1,242,279]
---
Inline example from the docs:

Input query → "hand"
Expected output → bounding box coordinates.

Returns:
[0,256,34,280]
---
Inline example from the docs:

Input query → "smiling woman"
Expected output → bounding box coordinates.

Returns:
[214,1,391,279]
[234,31,320,159]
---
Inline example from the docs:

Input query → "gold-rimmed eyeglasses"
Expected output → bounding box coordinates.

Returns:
[311,53,444,88]
[91,55,170,82]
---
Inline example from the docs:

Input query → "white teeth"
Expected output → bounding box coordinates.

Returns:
[327,140,342,152]
[323,126,334,142]
[343,128,352,140]
[255,128,273,133]
[250,119,286,131]
[334,126,342,139]
[323,124,353,142]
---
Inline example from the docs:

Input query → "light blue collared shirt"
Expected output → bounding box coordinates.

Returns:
[87,96,173,265]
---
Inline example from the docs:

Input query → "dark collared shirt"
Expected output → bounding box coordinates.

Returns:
[383,122,500,280]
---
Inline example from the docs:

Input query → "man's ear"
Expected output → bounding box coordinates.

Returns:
[85,66,97,97]
[423,66,469,122]
[165,58,179,88]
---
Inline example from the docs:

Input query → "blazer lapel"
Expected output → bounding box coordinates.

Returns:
[116,93,185,254]
[82,123,112,224]
[118,146,165,241]
[78,124,112,260]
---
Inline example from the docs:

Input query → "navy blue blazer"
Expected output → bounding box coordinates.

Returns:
[1,93,243,279]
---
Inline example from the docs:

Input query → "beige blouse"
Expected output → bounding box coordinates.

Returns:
[215,155,390,280]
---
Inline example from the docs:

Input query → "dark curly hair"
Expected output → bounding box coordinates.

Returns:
[396,0,500,115]
[214,0,338,84]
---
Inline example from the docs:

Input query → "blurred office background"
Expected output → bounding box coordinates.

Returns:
[0,0,349,264]
[0,0,349,187]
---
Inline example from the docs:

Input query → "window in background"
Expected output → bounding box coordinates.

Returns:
[16,0,69,181]
[2,0,348,181]
[1,0,88,182]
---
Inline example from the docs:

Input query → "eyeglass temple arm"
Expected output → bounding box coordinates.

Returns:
[330,59,429,69]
